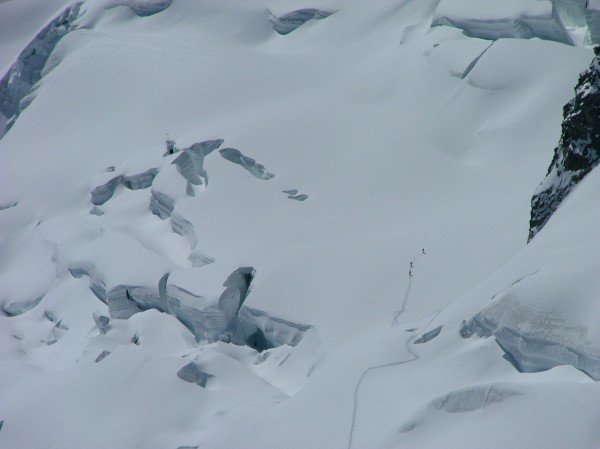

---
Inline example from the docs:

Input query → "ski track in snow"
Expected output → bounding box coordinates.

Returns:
[392,251,426,326]
[348,251,440,449]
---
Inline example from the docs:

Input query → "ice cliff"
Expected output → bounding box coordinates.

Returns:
[0,3,82,136]
[460,293,600,380]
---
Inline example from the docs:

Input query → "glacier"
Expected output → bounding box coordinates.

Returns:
[1,0,600,448]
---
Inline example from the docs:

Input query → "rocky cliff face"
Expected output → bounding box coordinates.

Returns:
[528,47,600,241]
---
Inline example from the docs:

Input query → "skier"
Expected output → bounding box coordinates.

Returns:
[166,139,175,155]
[410,262,413,268]
[409,269,412,277]
[422,248,426,254]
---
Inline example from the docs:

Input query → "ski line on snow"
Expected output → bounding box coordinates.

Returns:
[392,251,425,326]
[347,309,441,449]
[347,250,434,449]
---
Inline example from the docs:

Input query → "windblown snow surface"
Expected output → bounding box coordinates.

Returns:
[1,1,599,448]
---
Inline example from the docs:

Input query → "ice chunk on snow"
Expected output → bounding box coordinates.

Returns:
[414,326,442,344]
[149,189,175,219]
[0,201,18,212]
[94,350,111,363]
[2,294,44,316]
[239,306,312,349]
[105,0,172,17]
[219,148,275,180]
[171,139,224,195]
[93,312,111,334]
[270,9,335,35]
[176,362,213,387]
[430,384,521,413]
[90,168,159,205]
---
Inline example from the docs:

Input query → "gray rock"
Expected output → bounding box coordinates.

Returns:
[529,49,600,241]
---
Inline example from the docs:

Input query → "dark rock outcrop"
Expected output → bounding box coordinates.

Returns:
[529,48,600,241]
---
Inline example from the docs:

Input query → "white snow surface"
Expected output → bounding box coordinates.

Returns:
[1,0,599,448]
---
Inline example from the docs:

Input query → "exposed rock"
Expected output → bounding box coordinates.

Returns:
[529,48,600,240]
[238,306,313,351]
[169,212,215,267]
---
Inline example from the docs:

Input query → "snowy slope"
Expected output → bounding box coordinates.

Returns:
[1,1,599,448]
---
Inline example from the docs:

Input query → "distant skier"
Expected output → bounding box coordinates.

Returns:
[409,270,412,277]
[422,248,426,254]
[166,139,175,155]
[410,262,413,268]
